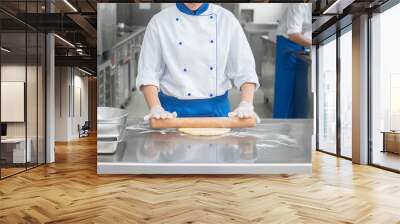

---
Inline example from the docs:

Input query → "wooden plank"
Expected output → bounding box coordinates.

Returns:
[1,135,400,223]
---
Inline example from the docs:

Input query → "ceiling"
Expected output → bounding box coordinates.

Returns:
[1,0,395,73]
[312,0,391,43]
[1,32,45,65]
[0,0,98,73]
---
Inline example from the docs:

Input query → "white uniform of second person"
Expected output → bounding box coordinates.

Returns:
[276,4,312,41]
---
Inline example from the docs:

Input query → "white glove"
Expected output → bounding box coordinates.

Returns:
[228,101,260,123]
[144,105,177,121]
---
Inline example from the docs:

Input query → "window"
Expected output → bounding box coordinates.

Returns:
[317,37,337,154]
[317,27,353,159]
[390,75,400,130]
[370,3,400,171]
[339,28,352,158]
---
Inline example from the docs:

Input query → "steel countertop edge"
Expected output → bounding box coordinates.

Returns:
[97,118,313,175]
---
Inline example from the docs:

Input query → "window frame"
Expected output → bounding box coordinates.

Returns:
[367,1,400,173]
[316,23,352,161]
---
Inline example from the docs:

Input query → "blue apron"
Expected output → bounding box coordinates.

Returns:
[159,91,230,117]
[273,35,309,118]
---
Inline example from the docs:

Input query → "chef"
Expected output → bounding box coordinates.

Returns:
[273,3,312,118]
[136,3,259,120]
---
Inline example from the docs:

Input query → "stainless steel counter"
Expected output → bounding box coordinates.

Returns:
[97,119,313,174]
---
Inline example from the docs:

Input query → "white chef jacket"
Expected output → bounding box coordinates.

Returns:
[276,4,312,40]
[136,3,259,100]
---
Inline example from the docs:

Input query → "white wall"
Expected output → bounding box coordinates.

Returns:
[75,74,89,123]
[54,67,89,141]
[239,3,287,24]
[55,66,68,141]
[71,74,89,138]
[1,82,25,122]
[1,65,38,138]
[1,65,26,81]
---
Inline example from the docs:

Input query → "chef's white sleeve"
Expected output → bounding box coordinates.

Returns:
[286,5,305,35]
[226,18,260,90]
[136,20,165,92]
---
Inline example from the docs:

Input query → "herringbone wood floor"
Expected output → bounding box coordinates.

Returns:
[1,135,400,224]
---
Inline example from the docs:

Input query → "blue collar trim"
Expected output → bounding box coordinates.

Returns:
[176,3,209,16]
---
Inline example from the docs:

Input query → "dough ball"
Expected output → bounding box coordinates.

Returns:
[178,128,231,136]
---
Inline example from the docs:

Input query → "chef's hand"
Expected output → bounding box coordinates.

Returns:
[228,101,260,123]
[144,105,177,120]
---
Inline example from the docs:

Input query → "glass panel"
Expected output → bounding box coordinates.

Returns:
[371,4,400,171]
[26,0,39,169]
[27,31,38,169]
[340,29,352,158]
[38,32,45,165]
[1,31,27,177]
[318,37,337,154]
[0,1,46,178]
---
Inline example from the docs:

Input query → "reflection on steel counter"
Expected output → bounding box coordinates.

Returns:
[97,118,313,174]
[135,132,258,163]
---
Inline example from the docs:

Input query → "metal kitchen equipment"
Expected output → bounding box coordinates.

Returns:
[97,107,128,141]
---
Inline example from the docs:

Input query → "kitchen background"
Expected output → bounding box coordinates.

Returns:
[97,3,314,119]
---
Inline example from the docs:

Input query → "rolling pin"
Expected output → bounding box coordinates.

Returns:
[150,117,256,129]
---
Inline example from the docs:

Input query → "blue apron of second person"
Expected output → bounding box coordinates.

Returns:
[273,35,309,118]
[159,91,230,117]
